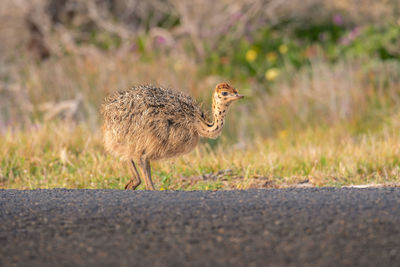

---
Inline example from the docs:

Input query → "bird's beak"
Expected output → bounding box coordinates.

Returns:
[235,94,244,100]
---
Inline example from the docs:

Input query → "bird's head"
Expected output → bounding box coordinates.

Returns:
[213,83,244,107]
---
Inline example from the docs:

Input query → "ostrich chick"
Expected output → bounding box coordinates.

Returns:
[101,83,243,190]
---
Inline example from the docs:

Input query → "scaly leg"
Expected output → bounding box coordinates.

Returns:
[125,160,141,190]
[138,158,155,190]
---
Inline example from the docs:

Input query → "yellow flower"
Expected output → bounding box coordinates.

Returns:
[265,68,280,81]
[245,49,257,62]
[279,44,288,54]
[266,52,277,63]
[278,130,288,139]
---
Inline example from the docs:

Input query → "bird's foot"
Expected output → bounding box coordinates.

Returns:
[125,180,140,190]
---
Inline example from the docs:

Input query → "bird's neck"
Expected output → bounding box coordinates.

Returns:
[196,96,229,139]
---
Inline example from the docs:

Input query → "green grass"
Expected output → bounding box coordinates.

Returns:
[0,1,399,189]
[1,122,399,190]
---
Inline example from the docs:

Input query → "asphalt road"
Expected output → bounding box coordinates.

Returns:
[1,188,400,267]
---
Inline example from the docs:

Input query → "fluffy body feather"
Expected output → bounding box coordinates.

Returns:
[102,85,204,161]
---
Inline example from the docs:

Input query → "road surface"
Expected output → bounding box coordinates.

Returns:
[1,188,400,266]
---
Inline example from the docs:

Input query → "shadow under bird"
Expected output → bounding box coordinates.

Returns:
[101,83,243,190]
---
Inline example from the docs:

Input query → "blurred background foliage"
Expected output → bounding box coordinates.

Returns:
[1,0,400,189]
[0,0,399,141]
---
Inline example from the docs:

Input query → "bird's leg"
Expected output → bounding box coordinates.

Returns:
[138,158,155,190]
[125,160,141,190]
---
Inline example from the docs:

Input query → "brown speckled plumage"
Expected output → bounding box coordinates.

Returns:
[101,83,243,190]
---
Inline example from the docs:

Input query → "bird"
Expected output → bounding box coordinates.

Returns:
[101,82,243,190]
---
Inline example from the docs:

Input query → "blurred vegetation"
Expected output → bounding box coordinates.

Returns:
[0,0,399,189]
[206,23,399,83]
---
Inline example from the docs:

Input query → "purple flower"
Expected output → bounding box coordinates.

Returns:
[333,14,343,26]
[349,27,360,39]
[339,27,361,45]
[232,12,243,21]
[155,36,167,45]
[340,37,350,46]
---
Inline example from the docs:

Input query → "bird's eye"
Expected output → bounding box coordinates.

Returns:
[222,92,228,96]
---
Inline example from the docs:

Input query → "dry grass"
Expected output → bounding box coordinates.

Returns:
[1,121,400,190]
[3,48,399,135]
